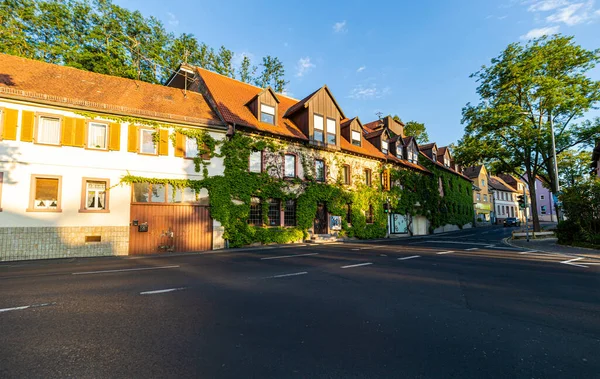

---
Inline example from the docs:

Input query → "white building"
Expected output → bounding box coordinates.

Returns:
[0,54,227,261]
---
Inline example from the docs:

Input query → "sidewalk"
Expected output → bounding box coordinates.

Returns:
[507,237,600,259]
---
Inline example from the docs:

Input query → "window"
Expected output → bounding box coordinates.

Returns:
[315,159,325,182]
[483,194,487,202]
[81,179,109,212]
[326,118,336,144]
[140,129,156,154]
[0,172,3,211]
[313,114,324,142]
[284,154,296,178]
[432,149,437,161]
[476,193,481,201]
[284,199,296,226]
[396,144,403,159]
[351,130,361,146]
[87,122,108,149]
[248,197,262,226]
[249,151,262,173]
[260,104,275,124]
[132,183,207,204]
[365,169,372,186]
[346,203,352,224]
[267,198,280,226]
[365,204,374,224]
[185,136,198,158]
[541,205,547,214]
[481,179,485,187]
[381,170,390,191]
[29,175,62,212]
[382,140,389,154]
[37,116,61,145]
[540,195,545,200]
[342,164,350,185]
[444,157,450,167]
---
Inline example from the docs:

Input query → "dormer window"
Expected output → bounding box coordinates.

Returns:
[313,114,324,142]
[444,157,450,167]
[382,141,389,155]
[260,104,275,124]
[432,149,437,162]
[351,130,361,146]
[326,118,336,144]
[396,144,403,159]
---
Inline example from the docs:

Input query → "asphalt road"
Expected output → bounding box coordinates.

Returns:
[1,226,599,378]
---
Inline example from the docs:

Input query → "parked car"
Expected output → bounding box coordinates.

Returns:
[503,217,521,227]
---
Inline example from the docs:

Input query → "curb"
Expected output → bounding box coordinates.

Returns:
[504,237,600,260]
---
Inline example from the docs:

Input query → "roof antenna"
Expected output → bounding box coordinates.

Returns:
[183,49,190,97]
[376,111,383,120]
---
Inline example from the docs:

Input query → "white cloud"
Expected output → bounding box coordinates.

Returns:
[296,57,315,77]
[348,85,390,100]
[333,20,347,33]
[520,25,560,39]
[166,12,179,27]
[356,66,366,73]
[546,1,595,25]
[527,0,570,12]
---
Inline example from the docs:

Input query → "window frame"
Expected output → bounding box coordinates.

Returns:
[86,121,109,150]
[27,174,63,212]
[351,130,361,146]
[184,135,199,159]
[35,114,62,146]
[364,168,372,186]
[326,117,336,145]
[381,140,389,155]
[284,153,297,178]
[284,199,296,227]
[139,128,158,155]
[540,195,545,200]
[80,178,110,213]
[260,103,276,125]
[313,113,325,143]
[248,197,262,226]
[249,150,263,173]
[267,198,281,226]
[315,159,326,182]
[342,164,351,185]
[131,182,208,205]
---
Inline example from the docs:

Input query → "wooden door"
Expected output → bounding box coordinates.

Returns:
[129,204,212,255]
[314,203,328,235]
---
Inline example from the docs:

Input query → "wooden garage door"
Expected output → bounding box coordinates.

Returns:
[129,204,212,255]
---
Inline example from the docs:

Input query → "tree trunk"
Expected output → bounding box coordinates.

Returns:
[524,161,541,232]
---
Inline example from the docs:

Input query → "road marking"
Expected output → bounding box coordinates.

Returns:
[351,248,361,251]
[341,262,373,269]
[436,251,455,255]
[260,253,319,260]
[398,255,420,260]
[263,271,308,279]
[140,287,187,295]
[485,245,495,248]
[560,257,588,268]
[0,302,54,313]
[72,265,180,275]
[465,248,479,251]
[518,250,538,255]
[413,240,493,246]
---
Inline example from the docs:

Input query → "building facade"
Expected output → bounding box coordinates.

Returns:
[0,54,227,261]
[463,165,492,223]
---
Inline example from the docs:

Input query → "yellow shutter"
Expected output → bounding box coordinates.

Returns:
[74,118,85,147]
[20,111,35,142]
[61,117,75,146]
[108,122,121,151]
[1,108,19,140]
[127,125,138,152]
[174,131,184,157]
[158,129,169,156]
[383,169,391,191]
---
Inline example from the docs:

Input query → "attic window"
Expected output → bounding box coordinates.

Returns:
[313,114,324,142]
[396,144,403,159]
[326,118,336,144]
[351,130,361,146]
[432,149,437,161]
[260,104,275,125]
[382,141,389,155]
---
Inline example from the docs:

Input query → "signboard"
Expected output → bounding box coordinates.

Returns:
[330,215,342,230]
[391,214,408,234]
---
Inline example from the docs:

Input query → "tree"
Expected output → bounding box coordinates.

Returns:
[455,35,600,232]
[254,56,288,93]
[557,149,592,187]
[238,55,256,84]
[404,120,429,144]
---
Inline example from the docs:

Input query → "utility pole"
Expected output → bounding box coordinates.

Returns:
[524,186,529,242]
[549,112,561,220]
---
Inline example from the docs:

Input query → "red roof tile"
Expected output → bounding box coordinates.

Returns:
[0,53,222,126]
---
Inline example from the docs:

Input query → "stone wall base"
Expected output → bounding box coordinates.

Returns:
[0,226,129,262]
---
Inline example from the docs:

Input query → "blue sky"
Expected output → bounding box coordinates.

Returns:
[116,0,600,146]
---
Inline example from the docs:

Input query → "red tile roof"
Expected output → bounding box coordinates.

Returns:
[363,120,382,132]
[0,53,222,126]
[419,152,473,181]
[490,176,517,192]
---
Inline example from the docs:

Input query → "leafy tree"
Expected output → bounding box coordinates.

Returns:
[455,35,600,231]
[404,120,429,143]
[557,149,592,187]
[254,56,288,92]
[238,55,256,84]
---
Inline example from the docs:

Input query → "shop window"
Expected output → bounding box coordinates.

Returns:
[267,198,280,226]
[284,199,296,226]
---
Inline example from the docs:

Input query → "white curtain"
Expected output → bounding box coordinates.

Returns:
[38,117,60,144]
[88,123,107,148]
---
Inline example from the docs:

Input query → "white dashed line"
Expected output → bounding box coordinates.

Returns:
[140,287,187,295]
[72,265,180,275]
[0,302,54,313]
[436,251,455,255]
[263,271,308,279]
[465,248,479,251]
[398,255,420,260]
[518,250,538,255]
[260,253,319,260]
[341,262,373,269]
